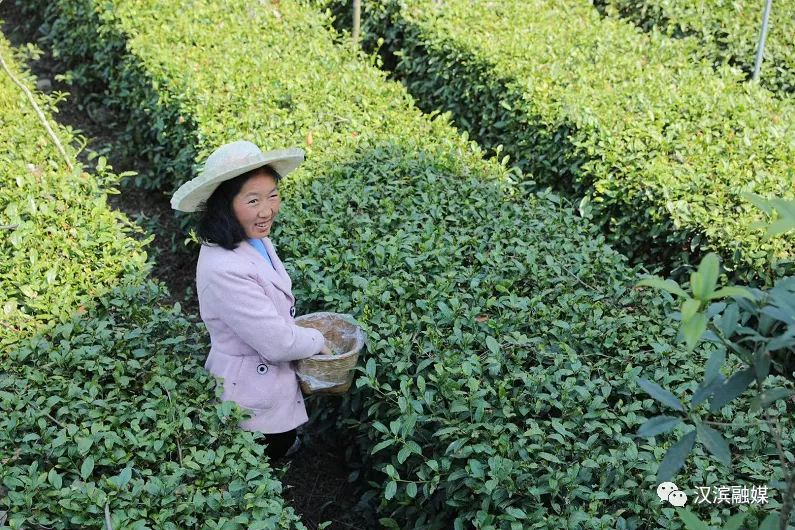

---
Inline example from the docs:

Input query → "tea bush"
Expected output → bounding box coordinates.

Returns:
[634,250,795,528]
[0,34,149,348]
[315,0,795,286]
[21,0,794,528]
[1,281,307,529]
[594,0,795,97]
[0,33,304,528]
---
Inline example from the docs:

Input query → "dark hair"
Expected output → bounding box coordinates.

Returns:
[195,165,282,250]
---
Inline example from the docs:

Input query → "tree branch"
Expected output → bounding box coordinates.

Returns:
[0,46,74,172]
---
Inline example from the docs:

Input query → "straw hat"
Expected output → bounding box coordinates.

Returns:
[171,141,305,212]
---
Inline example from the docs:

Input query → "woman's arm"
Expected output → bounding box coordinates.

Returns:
[206,265,325,363]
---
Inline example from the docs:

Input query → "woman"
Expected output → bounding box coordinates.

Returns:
[171,140,332,460]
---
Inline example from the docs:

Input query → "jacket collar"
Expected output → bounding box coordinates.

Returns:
[234,238,293,301]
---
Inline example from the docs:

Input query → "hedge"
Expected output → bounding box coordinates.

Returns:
[1,282,307,529]
[0,33,305,528]
[317,0,795,287]
[21,0,794,528]
[0,34,148,349]
[594,0,795,97]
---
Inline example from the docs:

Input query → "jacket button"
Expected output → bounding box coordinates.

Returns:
[290,306,296,318]
[256,364,268,375]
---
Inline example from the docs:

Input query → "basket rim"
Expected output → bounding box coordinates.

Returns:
[299,348,361,361]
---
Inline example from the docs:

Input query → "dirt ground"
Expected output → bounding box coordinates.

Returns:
[0,4,369,528]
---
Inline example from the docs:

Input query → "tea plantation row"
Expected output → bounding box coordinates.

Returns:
[0,35,148,349]
[321,0,795,287]
[21,0,794,528]
[594,0,795,96]
[0,34,306,528]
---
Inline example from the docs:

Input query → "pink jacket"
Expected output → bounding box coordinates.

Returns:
[196,238,325,434]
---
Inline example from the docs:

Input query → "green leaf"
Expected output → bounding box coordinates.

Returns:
[468,459,484,478]
[371,438,395,454]
[758,513,780,530]
[505,507,527,520]
[741,192,773,216]
[77,436,94,455]
[754,348,771,381]
[81,457,94,480]
[636,278,688,298]
[695,421,731,466]
[681,298,701,322]
[675,508,709,530]
[691,374,726,407]
[720,303,740,338]
[706,287,754,301]
[709,368,755,412]
[48,469,62,489]
[486,336,499,355]
[694,253,720,300]
[406,482,418,498]
[384,480,397,500]
[690,272,703,302]
[656,430,696,483]
[378,518,400,530]
[118,467,132,488]
[751,388,795,412]
[764,218,795,240]
[636,378,684,412]
[704,348,726,386]
[366,358,376,378]
[721,513,746,530]
[637,415,681,437]
[682,311,708,351]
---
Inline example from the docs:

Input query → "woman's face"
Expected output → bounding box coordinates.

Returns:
[232,170,280,239]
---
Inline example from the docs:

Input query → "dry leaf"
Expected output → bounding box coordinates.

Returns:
[475,315,489,323]
[306,130,314,146]
[273,9,282,19]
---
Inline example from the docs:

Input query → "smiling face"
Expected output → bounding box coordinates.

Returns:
[232,169,281,239]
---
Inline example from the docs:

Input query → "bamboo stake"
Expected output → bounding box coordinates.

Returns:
[104,503,114,530]
[352,0,361,50]
[0,46,74,172]
[752,0,774,82]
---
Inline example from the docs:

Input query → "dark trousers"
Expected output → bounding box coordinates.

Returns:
[263,429,297,460]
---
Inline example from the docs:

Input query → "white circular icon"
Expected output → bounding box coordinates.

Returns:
[668,490,688,507]
[656,482,688,506]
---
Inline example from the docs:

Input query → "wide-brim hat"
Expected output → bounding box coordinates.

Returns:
[171,140,305,212]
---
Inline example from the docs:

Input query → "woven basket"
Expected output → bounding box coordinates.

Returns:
[294,312,364,395]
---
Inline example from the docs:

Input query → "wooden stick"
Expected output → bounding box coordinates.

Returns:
[0,224,18,231]
[352,0,361,50]
[104,503,113,530]
[0,47,74,172]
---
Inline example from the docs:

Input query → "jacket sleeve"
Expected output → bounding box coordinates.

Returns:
[205,263,325,363]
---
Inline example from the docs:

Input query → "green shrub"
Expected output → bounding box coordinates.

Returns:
[318,0,795,287]
[594,0,795,97]
[0,35,149,349]
[22,0,793,527]
[0,33,303,528]
[1,281,306,529]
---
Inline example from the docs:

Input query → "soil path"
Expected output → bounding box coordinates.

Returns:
[0,5,367,529]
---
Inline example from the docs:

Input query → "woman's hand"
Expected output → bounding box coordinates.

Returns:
[319,342,333,355]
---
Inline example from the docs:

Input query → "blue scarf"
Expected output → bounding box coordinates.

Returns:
[247,238,274,269]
